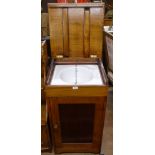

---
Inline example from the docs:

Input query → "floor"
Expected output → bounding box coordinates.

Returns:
[42,88,113,155]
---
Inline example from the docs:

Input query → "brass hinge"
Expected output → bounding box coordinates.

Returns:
[56,55,63,58]
[90,55,97,58]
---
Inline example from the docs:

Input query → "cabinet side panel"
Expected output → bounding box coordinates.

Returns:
[93,97,106,149]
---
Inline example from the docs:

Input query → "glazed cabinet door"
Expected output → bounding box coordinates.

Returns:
[49,97,107,153]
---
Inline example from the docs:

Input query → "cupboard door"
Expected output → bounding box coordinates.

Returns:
[50,97,106,153]
[59,103,95,143]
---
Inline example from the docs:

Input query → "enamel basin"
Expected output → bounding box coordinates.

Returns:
[51,64,103,85]
[59,67,75,84]
[60,66,93,84]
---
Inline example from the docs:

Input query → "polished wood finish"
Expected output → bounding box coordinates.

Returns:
[84,10,90,57]
[41,102,47,126]
[41,13,49,37]
[41,41,52,152]
[41,104,52,152]
[46,85,108,97]
[41,99,52,152]
[48,97,107,153]
[41,125,51,152]
[48,8,64,57]
[104,19,113,26]
[48,3,105,58]
[90,7,104,58]
[46,3,108,154]
[69,8,84,57]
[62,8,69,57]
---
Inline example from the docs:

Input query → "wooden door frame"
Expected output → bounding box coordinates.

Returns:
[48,97,107,153]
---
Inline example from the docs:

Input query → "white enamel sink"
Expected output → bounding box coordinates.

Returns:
[51,65,103,85]
[59,66,75,84]
[60,66,93,84]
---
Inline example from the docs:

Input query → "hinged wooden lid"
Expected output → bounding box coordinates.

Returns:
[48,3,105,59]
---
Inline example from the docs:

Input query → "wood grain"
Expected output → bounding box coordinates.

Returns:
[84,10,90,57]
[62,8,69,57]
[104,18,113,26]
[41,124,52,152]
[41,103,47,125]
[68,8,84,57]
[46,3,108,154]
[48,8,63,57]
[48,3,104,58]
[45,85,108,97]
[41,103,52,152]
[90,8,104,58]
[49,97,107,153]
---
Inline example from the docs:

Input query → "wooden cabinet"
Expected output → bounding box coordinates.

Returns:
[45,3,108,154]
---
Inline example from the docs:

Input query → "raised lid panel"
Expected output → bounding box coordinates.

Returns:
[84,10,90,57]
[68,8,84,57]
[48,8,64,57]
[48,3,105,58]
[90,8,104,58]
[62,8,69,57]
